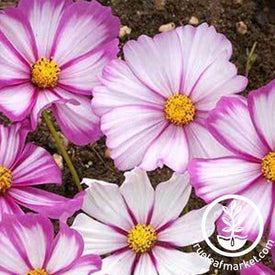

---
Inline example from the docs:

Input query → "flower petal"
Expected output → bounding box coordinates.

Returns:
[248,80,275,151]
[53,95,102,146]
[57,255,102,275]
[140,124,189,173]
[153,247,211,275]
[18,0,71,57]
[0,214,53,272]
[51,1,120,65]
[241,263,275,275]
[150,172,192,229]
[92,59,165,117]
[124,30,183,98]
[46,223,83,274]
[120,168,154,224]
[175,23,232,96]
[0,83,36,122]
[99,250,135,275]
[72,213,127,255]
[185,121,230,159]
[9,187,84,220]
[134,254,158,275]
[59,40,118,96]
[0,195,23,222]
[0,123,28,168]
[191,59,247,111]
[217,178,273,241]
[81,178,133,231]
[12,144,62,186]
[158,204,222,247]
[207,95,269,160]
[101,106,167,171]
[0,7,37,63]
[189,157,262,203]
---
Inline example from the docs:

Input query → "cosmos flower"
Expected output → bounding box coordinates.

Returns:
[189,80,275,241]
[0,0,120,145]
[0,122,83,221]
[72,168,221,275]
[0,214,101,275]
[92,23,247,172]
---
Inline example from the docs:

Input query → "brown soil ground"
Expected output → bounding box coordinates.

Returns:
[0,0,275,274]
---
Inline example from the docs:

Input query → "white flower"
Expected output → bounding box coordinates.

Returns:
[72,168,221,275]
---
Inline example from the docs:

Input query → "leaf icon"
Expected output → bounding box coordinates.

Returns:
[222,227,232,232]
[222,217,231,226]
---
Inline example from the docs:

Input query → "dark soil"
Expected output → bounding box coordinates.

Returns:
[1,0,275,274]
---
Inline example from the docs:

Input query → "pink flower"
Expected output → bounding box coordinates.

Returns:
[0,0,120,145]
[72,168,222,275]
[0,122,83,221]
[92,23,247,172]
[189,80,275,241]
[0,214,102,274]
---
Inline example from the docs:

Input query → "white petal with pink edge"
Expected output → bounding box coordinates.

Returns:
[72,213,127,255]
[150,172,191,229]
[185,121,230,160]
[92,59,165,116]
[0,83,36,122]
[248,80,275,151]
[11,144,61,186]
[153,246,211,275]
[189,157,262,202]
[53,95,102,145]
[120,168,154,224]
[124,31,183,98]
[46,224,83,274]
[81,178,133,231]
[207,95,269,160]
[101,106,167,171]
[51,1,120,66]
[158,204,222,247]
[175,23,232,96]
[140,124,189,173]
[217,178,273,241]
[18,0,71,57]
[0,196,23,221]
[8,187,84,220]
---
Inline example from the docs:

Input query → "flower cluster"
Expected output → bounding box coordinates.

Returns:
[0,0,274,274]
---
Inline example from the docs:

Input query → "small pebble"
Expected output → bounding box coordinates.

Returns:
[105,148,112,159]
[57,131,69,149]
[154,0,166,10]
[233,0,243,4]
[119,25,132,38]
[53,154,64,170]
[236,21,248,34]
[189,16,199,26]
[159,22,176,32]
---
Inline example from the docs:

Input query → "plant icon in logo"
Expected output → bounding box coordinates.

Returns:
[217,200,248,251]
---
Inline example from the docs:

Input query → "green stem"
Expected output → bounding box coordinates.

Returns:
[42,111,82,192]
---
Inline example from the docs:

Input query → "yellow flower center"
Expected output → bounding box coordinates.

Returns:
[261,152,275,182]
[31,58,61,89]
[0,165,12,194]
[25,269,48,275]
[164,94,195,126]
[127,223,157,254]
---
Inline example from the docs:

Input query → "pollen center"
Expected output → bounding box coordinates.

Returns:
[0,165,12,194]
[25,269,48,275]
[164,94,195,126]
[127,223,157,254]
[31,58,61,89]
[261,152,275,182]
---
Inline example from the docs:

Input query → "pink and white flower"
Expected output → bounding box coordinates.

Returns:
[72,168,222,275]
[189,80,275,241]
[0,214,102,275]
[92,23,247,172]
[0,0,120,145]
[0,122,83,221]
